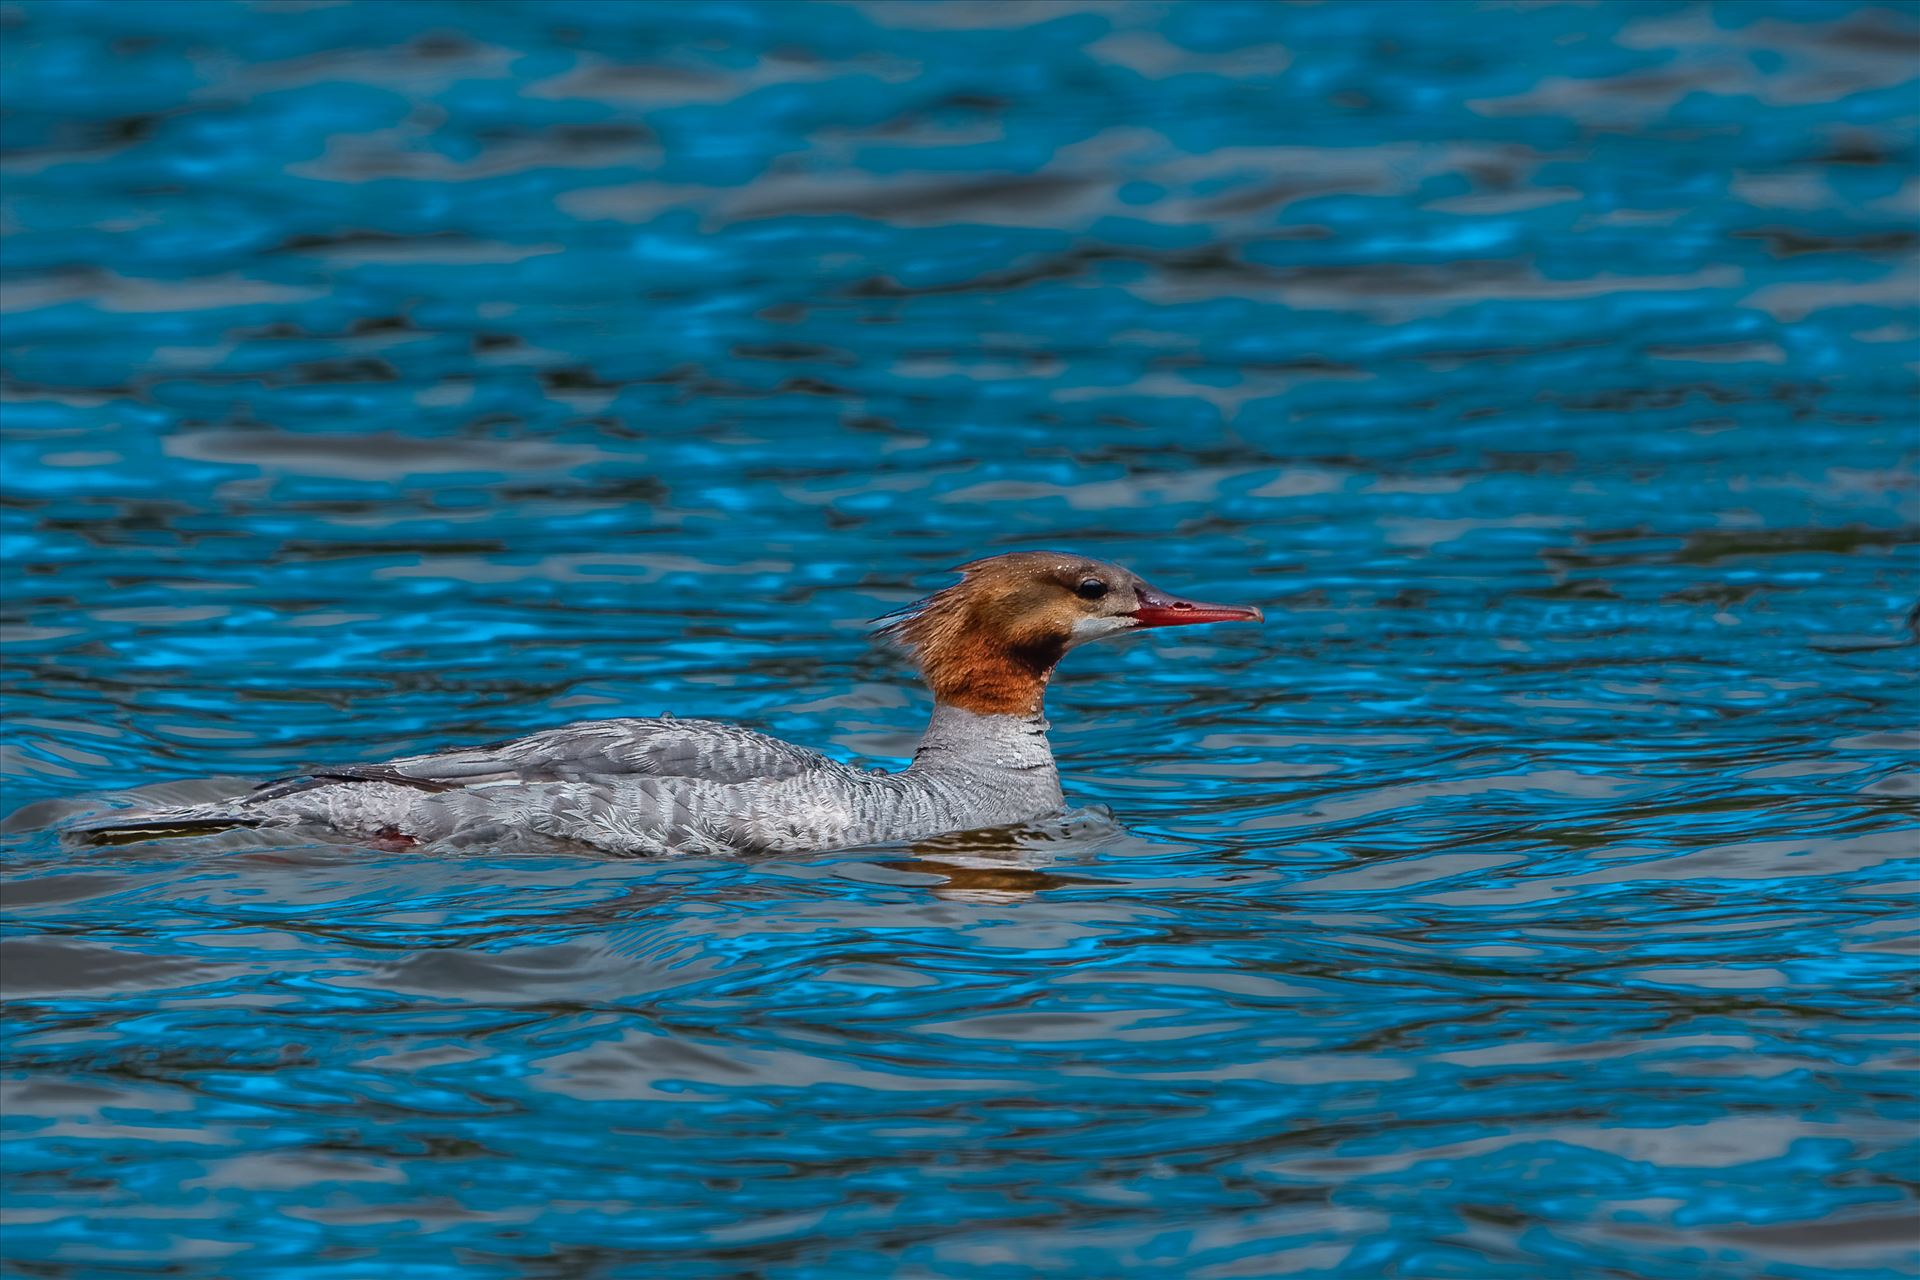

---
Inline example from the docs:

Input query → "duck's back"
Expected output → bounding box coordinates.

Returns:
[355,717,835,791]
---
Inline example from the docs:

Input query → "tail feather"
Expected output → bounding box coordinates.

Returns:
[68,806,265,846]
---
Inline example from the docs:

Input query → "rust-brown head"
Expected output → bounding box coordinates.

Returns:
[877,551,1264,717]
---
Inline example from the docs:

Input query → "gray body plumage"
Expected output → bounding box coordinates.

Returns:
[84,706,1065,856]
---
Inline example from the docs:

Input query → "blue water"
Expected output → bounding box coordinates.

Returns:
[3,1,1917,1276]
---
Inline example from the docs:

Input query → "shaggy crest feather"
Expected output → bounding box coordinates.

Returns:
[875,553,1092,717]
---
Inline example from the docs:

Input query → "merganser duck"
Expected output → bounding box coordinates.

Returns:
[74,552,1263,856]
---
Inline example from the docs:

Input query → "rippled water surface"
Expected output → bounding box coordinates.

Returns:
[3,2,1918,1276]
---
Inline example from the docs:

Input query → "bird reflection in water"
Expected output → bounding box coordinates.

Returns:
[888,807,1117,903]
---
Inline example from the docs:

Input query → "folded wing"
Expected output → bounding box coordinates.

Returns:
[253,718,835,800]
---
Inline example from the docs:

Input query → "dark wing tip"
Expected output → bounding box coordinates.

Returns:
[250,766,461,803]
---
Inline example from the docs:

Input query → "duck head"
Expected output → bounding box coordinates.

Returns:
[879,551,1264,717]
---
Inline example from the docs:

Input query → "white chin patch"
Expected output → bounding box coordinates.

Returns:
[1067,614,1137,649]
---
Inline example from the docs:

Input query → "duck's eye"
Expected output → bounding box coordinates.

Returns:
[1076,578,1109,600]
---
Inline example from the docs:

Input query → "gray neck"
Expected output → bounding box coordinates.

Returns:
[909,703,1056,775]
